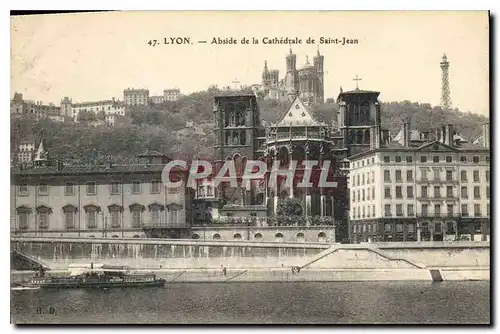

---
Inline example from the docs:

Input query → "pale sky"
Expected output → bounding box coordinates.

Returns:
[11,11,489,115]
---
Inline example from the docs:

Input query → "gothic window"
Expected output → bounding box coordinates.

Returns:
[356,131,363,144]
[364,129,370,144]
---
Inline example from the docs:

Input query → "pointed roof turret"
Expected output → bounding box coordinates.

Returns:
[262,60,271,80]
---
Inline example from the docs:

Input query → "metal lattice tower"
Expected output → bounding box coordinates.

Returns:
[440,53,452,111]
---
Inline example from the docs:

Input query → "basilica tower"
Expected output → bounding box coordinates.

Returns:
[313,48,325,103]
[285,48,298,97]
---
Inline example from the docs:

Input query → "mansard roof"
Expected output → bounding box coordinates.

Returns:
[349,139,489,160]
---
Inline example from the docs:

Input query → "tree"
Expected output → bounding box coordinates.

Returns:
[77,110,97,123]
[276,198,303,217]
[97,110,106,121]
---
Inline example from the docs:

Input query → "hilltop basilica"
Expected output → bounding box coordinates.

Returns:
[251,48,325,104]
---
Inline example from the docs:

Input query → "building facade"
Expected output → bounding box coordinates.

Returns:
[348,123,490,243]
[150,95,165,104]
[11,148,192,239]
[164,89,181,102]
[123,88,150,106]
[191,92,345,240]
[60,98,125,122]
[253,48,325,103]
[11,93,61,120]
[17,141,36,163]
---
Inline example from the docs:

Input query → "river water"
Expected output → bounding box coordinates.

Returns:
[11,281,490,324]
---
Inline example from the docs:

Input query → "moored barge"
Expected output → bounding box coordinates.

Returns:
[21,263,166,289]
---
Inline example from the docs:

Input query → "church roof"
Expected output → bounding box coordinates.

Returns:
[338,89,380,100]
[275,96,321,127]
[136,150,168,158]
[33,140,48,162]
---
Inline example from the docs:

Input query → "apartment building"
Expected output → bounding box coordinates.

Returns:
[123,88,150,106]
[349,123,490,242]
[164,88,181,102]
[11,93,61,120]
[60,97,125,122]
[11,148,192,239]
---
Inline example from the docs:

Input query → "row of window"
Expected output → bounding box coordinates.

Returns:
[352,185,490,203]
[351,203,490,219]
[73,105,123,112]
[351,168,490,188]
[18,181,177,197]
[352,221,463,235]
[380,185,489,200]
[382,155,489,164]
[352,187,376,202]
[352,154,490,169]
[351,171,376,186]
[193,232,328,243]
[17,208,180,230]
[197,185,215,198]
[383,169,489,183]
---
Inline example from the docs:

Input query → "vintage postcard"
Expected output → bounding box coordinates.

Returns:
[10,11,490,324]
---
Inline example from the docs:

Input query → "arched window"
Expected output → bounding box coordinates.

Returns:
[318,232,327,243]
[254,233,263,241]
[213,233,221,240]
[192,234,200,239]
[275,233,284,242]
[296,233,305,243]
[233,233,242,240]
[112,235,119,238]
[133,235,140,238]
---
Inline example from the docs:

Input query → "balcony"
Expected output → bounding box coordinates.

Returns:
[417,213,461,218]
[416,196,459,202]
[416,179,459,185]
[142,217,186,229]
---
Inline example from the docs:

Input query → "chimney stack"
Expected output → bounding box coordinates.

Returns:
[403,122,410,147]
[422,131,429,141]
[381,129,390,146]
[445,124,453,146]
[374,126,381,149]
[482,123,490,148]
[370,126,381,150]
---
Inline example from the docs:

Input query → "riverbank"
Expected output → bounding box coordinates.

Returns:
[11,266,490,284]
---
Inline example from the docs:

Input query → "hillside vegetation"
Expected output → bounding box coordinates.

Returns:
[11,88,489,164]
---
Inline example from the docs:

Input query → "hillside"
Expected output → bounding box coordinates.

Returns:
[11,89,489,164]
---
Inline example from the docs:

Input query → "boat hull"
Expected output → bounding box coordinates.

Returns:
[22,279,166,289]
